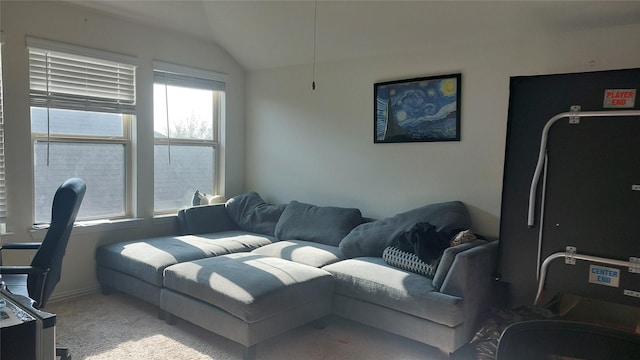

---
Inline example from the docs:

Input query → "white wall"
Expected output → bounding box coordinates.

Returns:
[246,22,640,237]
[3,0,640,302]
[0,1,245,300]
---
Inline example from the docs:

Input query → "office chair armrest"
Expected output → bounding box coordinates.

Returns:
[0,265,40,275]
[0,242,42,251]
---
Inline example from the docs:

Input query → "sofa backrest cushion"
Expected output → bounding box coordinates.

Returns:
[275,200,364,246]
[339,201,472,258]
[225,192,287,236]
[178,204,238,235]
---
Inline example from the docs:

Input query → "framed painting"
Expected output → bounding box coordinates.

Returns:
[374,73,461,143]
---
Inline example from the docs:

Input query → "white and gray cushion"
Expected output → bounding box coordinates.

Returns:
[251,240,345,268]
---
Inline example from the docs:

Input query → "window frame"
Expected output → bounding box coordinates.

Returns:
[27,38,137,223]
[152,62,226,215]
[30,114,134,221]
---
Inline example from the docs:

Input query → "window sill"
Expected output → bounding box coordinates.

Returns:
[29,218,145,241]
[152,214,178,225]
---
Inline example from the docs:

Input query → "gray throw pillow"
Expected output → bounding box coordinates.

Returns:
[225,192,287,236]
[339,201,471,258]
[274,201,364,246]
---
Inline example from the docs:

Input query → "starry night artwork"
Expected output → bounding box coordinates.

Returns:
[374,74,461,143]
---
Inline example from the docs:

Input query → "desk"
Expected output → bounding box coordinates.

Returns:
[0,285,56,360]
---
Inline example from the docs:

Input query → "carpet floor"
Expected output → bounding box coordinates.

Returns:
[45,292,460,360]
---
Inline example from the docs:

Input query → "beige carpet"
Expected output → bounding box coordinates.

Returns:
[45,292,454,360]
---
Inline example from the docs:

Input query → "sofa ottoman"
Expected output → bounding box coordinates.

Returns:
[160,253,335,359]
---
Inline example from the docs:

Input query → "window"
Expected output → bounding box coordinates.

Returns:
[28,38,136,223]
[153,62,226,213]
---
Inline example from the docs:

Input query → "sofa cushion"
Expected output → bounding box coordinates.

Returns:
[339,201,471,258]
[322,257,465,327]
[251,240,344,267]
[163,253,335,323]
[275,201,363,246]
[96,230,275,286]
[179,204,238,235]
[225,192,287,236]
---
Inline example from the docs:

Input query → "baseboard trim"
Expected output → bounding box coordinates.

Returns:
[47,286,102,305]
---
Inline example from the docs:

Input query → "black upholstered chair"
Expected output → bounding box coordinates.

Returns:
[0,178,86,360]
[496,320,640,360]
[0,177,86,307]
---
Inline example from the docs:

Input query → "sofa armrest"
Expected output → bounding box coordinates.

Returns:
[438,240,499,338]
[439,240,499,299]
[177,204,239,235]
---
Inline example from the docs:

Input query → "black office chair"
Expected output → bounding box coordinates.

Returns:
[0,177,86,360]
[496,320,640,360]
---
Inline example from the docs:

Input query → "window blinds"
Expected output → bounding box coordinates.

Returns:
[0,44,6,222]
[27,38,137,114]
[152,61,226,164]
[152,61,226,92]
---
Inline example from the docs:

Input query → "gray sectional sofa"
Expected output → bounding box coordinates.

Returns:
[96,192,498,359]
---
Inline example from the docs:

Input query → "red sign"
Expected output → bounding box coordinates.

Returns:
[603,89,636,108]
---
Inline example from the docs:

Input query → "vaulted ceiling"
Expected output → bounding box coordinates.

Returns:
[69,1,640,71]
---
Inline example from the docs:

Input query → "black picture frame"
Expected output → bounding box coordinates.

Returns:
[374,73,461,143]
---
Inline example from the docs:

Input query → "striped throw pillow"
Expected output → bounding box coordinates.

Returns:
[382,246,439,278]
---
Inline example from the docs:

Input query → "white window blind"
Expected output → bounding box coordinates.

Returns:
[152,61,226,92]
[0,41,6,222]
[28,39,136,115]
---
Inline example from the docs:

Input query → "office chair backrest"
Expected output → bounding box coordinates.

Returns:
[496,320,640,360]
[28,178,86,308]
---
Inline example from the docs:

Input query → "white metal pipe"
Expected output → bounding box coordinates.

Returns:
[527,110,640,227]
[536,153,548,280]
[534,251,636,305]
